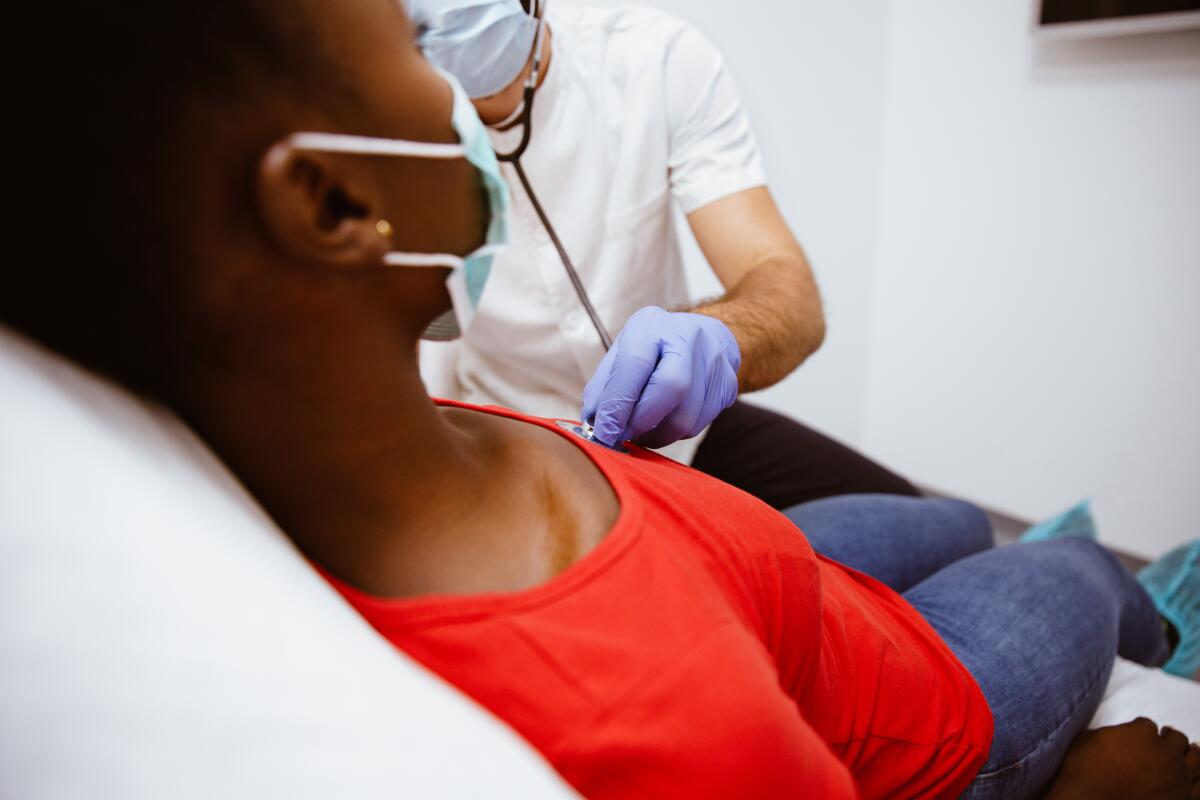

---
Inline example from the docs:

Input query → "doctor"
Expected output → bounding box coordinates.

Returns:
[412,0,917,508]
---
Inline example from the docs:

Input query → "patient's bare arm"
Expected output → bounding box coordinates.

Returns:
[1044,718,1200,800]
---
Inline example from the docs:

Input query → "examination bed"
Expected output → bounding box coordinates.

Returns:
[1,327,1195,798]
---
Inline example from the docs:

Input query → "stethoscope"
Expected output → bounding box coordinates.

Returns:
[493,0,615,352]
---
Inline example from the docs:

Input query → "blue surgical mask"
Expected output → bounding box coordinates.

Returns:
[407,0,538,99]
[289,68,509,339]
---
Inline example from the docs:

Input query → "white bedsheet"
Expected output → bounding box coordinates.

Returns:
[1092,658,1200,737]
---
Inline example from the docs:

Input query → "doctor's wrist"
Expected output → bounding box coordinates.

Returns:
[687,309,745,384]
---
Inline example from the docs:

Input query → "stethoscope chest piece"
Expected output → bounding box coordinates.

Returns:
[555,420,629,453]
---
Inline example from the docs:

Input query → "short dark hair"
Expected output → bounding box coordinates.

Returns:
[5,2,341,397]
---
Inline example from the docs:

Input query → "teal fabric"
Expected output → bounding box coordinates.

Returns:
[1138,541,1200,677]
[1019,500,1097,543]
[441,63,511,307]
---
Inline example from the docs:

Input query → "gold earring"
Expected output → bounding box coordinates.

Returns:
[375,219,394,238]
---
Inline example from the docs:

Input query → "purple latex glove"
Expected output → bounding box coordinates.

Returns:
[581,306,741,449]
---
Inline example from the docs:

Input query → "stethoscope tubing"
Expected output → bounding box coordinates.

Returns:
[510,157,614,351]
[493,1,614,353]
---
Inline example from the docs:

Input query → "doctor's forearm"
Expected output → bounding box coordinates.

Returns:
[688,256,825,393]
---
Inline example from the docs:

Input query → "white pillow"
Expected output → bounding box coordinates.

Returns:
[0,328,575,800]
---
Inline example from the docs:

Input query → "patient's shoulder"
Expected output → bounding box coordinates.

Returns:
[428,404,623,594]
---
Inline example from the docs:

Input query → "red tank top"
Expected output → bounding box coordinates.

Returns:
[324,402,993,798]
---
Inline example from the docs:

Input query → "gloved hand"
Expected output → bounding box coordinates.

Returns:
[581,306,741,449]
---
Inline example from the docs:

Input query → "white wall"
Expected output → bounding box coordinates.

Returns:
[564,0,894,447]
[863,2,1200,558]
[565,0,1199,558]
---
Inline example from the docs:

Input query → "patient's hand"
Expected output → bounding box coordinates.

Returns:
[1045,718,1200,800]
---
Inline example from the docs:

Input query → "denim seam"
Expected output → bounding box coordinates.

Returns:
[970,660,1111,781]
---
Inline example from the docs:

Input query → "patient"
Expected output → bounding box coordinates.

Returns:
[8,1,1197,798]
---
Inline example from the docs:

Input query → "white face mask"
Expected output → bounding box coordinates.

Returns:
[289,68,510,339]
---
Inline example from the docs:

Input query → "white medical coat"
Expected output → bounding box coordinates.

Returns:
[420,4,766,464]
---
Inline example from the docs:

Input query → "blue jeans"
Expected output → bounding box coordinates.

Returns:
[784,496,1170,800]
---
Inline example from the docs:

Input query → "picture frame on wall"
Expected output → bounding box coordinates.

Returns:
[1036,0,1200,38]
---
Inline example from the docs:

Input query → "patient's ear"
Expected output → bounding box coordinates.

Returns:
[256,141,390,270]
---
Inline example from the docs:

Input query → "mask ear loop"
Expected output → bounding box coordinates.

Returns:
[382,243,505,269]
[289,132,466,160]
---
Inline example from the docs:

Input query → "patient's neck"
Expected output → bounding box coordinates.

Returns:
[175,315,491,594]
